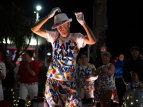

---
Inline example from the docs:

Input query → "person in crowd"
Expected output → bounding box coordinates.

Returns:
[123,46,143,84]
[92,52,118,107]
[2,56,16,90]
[95,45,114,68]
[76,52,97,104]
[13,50,39,107]
[14,54,25,80]
[0,61,6,101]
[126,69,143,91]
[114,53,126,106]
[31,7,96,107]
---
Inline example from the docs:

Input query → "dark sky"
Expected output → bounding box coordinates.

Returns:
[1,0,143,59]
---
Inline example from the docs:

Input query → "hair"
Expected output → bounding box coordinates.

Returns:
[101,51,111,59]
[118,52,126,60]
[81,52,88,57]
[131,69,143,81]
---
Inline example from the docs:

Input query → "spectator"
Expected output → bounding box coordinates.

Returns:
[2,56,16,90]
[13,50,39,107]
[114,53,126,106]
[123,46,143,84]
[126,69,143,91]
[0,61,6,101]
[13,54,25,80]
[92,52,118,107]
[76,52,97,104]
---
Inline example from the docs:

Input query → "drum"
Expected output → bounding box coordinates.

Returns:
[123,88,143,107]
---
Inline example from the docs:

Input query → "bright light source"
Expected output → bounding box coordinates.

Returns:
[47,52,51,56]
[36,6,42,11]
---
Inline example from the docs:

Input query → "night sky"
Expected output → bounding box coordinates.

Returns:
[1,0,143,59]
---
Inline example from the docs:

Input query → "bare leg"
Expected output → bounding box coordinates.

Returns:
[100,90,112,107]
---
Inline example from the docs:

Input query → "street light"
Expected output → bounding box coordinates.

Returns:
[35,5,42,61]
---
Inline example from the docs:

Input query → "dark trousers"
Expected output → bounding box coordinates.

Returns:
[115,78,126,105]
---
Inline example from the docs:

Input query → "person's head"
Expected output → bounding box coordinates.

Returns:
[130,46,140,58]
[57,22,70,37]
[119,53,124,61]
[101,52,111,65]
[100,45,107,53]
[81,52,88,64]
[24,50,33,61]
[7,56,12,63]
[52,13,72,37]
[130,69,143,82]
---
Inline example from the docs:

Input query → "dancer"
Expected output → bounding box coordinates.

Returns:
[92,52,118,107]
[76,52,97,104]
[31,7,96,107]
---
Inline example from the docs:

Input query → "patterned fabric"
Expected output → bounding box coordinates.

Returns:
[126,81,143,91]
[46,31,86,81]
[94,63,119,103]
[45,78,82,107]
[76,63,96,91]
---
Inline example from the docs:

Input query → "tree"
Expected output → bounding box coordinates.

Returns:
[0,2,35,62]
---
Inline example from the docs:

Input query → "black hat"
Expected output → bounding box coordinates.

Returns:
[130,46,140,51]
[26,50,33,58]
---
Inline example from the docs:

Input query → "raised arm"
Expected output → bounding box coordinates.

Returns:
[31,7,61,39]
[75,12,96,45]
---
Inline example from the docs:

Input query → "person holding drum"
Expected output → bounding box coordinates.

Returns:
[126,69,143,91]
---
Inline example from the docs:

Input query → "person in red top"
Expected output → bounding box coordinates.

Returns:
[13,50,39,107]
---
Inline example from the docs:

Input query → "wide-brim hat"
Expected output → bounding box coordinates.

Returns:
[52,13,72,29]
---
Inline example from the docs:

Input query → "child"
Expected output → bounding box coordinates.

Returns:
[126,69,143,91]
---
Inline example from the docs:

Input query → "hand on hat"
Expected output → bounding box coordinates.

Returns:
[74,12,86,25]
[48,7,61,18]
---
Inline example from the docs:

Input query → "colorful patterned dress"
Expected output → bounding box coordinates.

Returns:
[45,31,86,107]
[126,81,143,91]
[76,63,96,92]
[94,63,119,103]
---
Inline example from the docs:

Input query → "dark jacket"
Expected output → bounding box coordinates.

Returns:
[122,57,143,83]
